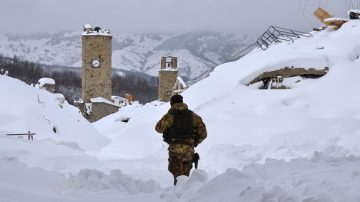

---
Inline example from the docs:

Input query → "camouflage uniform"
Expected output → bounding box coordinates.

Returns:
[155,103,207,184]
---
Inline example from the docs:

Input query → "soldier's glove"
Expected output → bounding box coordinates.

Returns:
[162,131,169,143]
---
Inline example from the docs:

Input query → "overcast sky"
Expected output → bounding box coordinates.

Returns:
[0,0,358,35]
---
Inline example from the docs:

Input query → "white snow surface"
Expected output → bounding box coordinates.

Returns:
[2,20,360,201]
[0,75,109,151]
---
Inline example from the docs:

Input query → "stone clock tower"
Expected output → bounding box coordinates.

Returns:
[82,26,112,103]
[81,25,118,122]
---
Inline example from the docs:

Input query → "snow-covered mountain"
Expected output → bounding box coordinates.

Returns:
[0,31,251,83]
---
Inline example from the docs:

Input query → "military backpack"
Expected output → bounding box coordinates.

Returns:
[163,109,196,144]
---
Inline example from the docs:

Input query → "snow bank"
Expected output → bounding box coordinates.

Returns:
[160,153,360,202]
[94,101,166,159]
[0,156,67,202]
[160,169,208,201]
[0,136,103,174]
[61,169,161,197]
[0,75,109,151]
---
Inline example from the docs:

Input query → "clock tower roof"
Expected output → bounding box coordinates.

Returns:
[82,24,112,36]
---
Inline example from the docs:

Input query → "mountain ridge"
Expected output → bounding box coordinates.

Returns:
[0,31,252,83]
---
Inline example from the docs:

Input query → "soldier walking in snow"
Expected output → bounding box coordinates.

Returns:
[155,94,207,185]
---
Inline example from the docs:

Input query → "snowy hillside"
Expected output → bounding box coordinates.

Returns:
[0,75,109,150]
[0,32,251,82]
[2,20,360,201]
[94,20,360,200]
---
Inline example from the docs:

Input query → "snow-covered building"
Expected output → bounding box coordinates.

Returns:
[86,97,119,121]
[172,76,187,95]
[348,9,360,19]
[111,96,128,106]
[37,78,55,93]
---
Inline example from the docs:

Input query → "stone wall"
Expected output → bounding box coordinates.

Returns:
[43,84,55,93]
[87,102,119,122]
[82,35,112,103]
[158,70,178,102]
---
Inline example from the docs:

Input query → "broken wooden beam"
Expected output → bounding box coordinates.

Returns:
[314,7,333,23]
[314,7,348,29]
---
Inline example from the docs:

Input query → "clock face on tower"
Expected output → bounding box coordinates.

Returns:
[91,59,100,68]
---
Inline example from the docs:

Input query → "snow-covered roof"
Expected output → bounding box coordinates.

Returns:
[82,24,112,36]
[172,76,187,94]
[176,76,187,88]
[83,30,111,36]
[323,17,348,22]
[38,78,55,86]
[159,68,178,72]
[111,96,127,101]
[90,97,120,107]
[84,24,92,29]
[348,9,360,14]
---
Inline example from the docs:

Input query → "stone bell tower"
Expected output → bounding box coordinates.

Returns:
[82,25,112,102]
[81,24,118,122]
[158,56,178,102]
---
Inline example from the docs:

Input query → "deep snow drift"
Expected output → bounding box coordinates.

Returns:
[2,20,360,201]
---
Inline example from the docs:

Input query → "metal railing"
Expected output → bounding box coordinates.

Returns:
[226,26,312,62]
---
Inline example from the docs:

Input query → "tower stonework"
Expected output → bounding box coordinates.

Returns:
[81,25,118,122]
[158,56,178,102]
[82,34,112,103]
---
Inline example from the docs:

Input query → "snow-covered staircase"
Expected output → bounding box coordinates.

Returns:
[226,26,312,62]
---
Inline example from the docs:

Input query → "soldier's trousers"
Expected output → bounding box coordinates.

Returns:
[168,150,194,180]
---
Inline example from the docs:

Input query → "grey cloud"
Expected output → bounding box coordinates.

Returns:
[0,0,357,34]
